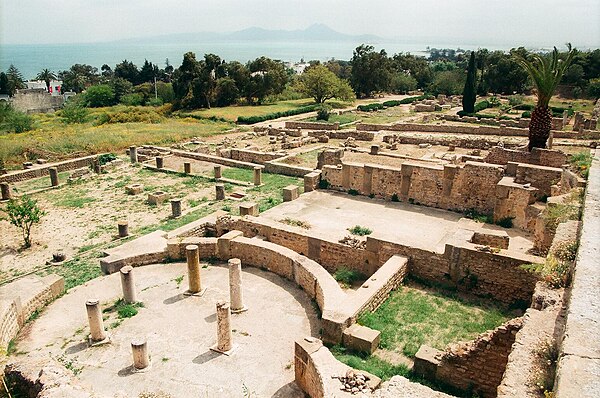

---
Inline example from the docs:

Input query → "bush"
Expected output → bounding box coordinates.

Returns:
[6,111,34,133]
[508,95,524,106]
[316,104,332,121]
[93,106,164,125]
[3,195,46,247]
[588,78,600,99]
[391,193,400,202]
[60,100,88,124]
[318,179,330,189]
[84,84,116,107]
[147,97,164,107]
[358,95,430,112]
[236,105,318,124]
[334,267,366,287]
[569,151,592,178]
[120,93,144,106]
[98,153,117,165]
[348,225,372,236]
[495,216,514,228]
[348,189,359,196]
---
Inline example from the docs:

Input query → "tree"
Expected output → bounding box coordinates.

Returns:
[172,52,202,108]
[215,77,240,106]
[0,72,8,95]
[481,50,529,94]
[35,69,57,92]
[297,64,355,103]
[109,77,133,103]
[514,44,575,150]
[462,51,477,113]
[58,64,99,93]
[429,70,465,95]
[6,65,25,95]
[84,84,115,107]
[139,59,159,84]
[4,195,46,248]
[245,56,287,104]
[350,44,391,98]
[60,97,88,124]
[389,73,418,94]
[114,60,140,85]
[391,53,432,89]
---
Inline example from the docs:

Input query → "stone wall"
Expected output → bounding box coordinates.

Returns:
[0,155,99,184]
[285,121,340,130]
[307,130,376,141]
[11,89,64,113]
[383,133,522,150]
[227,148,285,164]
[263,161,315,177]
[484,147,568,168]
[514,163,563,198]
[148,146,262,170]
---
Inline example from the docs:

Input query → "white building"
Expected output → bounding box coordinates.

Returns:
[26,79,63,96]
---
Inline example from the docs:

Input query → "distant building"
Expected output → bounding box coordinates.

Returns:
[26,79,63,96]
[285,61,311,75]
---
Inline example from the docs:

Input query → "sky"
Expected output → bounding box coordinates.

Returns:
[1,0,599,48]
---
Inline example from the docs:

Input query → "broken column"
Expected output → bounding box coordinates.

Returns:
[253,166,262,186]
[130,146,138,163]
[215,183,225,200]
[49,167,59,187]
[155,156,164,169]
[118,221,129,238]
[185,244,203,295]
[171,199,182,218]
[120,265,137,304]
[562,110,569,128]
[283,185,299,202]
[131,339,150,370]
[86,299,107,342]
[215,300,233,352]
[229,258,246,313]
[0,183,11,200]
[214,165,222,179]
[184,162,191,174]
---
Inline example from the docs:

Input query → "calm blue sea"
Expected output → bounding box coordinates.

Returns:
[0,40,507,80]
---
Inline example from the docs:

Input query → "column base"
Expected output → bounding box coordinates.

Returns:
[132,360,152,373]
[231,306,248,314]
[210,343,238,356]
[88,334,111,347]
[184,288,207,297]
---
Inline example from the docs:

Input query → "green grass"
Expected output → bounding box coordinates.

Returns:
[330,345,410,380]
[12,171,70,193]
[348,225,372,236]
[358,284,510,358]
[302,113,360,125]
[42,255,103,290]
[51,190,97,208]
[186,99,315,122]
[104,298,145,319]
[569,151,593,178]
[333,267,366,287]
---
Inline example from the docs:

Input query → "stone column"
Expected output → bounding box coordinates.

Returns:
[131,339,150,370]
[214,165,222,179]
[216,183,225,200]
[562,110,569,129]
[548,131,554,149]
[120,266,137,304]
[86,299,106,342]
[49,167,59,187]
[0,183,11,201]
[92,159,101,174]
[184,162,191,174]
[130,146,138,163]
[253,166,262,186]
[229,258,246,313]
[156,156,164,169]
[215,300,232,352]
[185,245,202,294]
[118,221,129,238]
[171,199,182,218]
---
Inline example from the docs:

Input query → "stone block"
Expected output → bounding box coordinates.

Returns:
[147,191,170,205]
[413,345,442,381]
[239,202,259,217]
[304,171,321,192]
[342,324,380,354]
[471,231,510,249]
[217,230,244,260]
[283,185,299,202]
[125,184,144,195]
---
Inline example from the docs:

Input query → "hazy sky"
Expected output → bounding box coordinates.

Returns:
[1,0,599,47]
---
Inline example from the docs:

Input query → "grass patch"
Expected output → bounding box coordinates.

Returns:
[358,284,510,357]
[333,267,366,288]
[186,99,315,122]
[348,225,372,236]
[330,345,410,380]
[12,171,70,193]
[279,217,311,229]
[104,298,144,319]
[41,255,103,290]
[50,189,97,208]
[569,151,592,178]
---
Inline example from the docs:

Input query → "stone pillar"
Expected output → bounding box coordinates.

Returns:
[548,131,554,149]
[118,221,129,238]
[229,258,246,313]
[562,110,569,128]
[86,299,106,342]
[185,245,203,294]
[370,145,380,155]
[171,199,182,218]
[92,159,101,174]
[216,183,225,200]
[155,156,164,169]
[253,166,262,186]
[214,165,222,179]
[184,162,191,174]
[131,339,150,370]
[49,167,59,187]
[0,183,11,201]
[215,300,233,352]
[120,265,137,304]
[130,146,138,163]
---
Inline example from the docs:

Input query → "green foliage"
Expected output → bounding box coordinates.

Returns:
[389,73,418,94]
[429,69,465,96]
[104,298,144,319]
[464,209,494,224]
[357,95,430,111]
[552,240,578,262]
[318,179,330,189]
[94,106,164,125]
[279,217,311,229]
[331,345,410,380]
[521,254,571,288]
[297,64,355,104]
[60,98,89,124]
[120,93,145,106]
[4,109,34,133]
[348,189,359,196]
[316,104,332,121]
[236,104,318,124]
[588,78,600,98]
[495,216,514,228]
[333,267,366,287]
[462,51,477,113]
[350,44,392,98]
[84,84,116,107]
[4,195,46,247]
[147,97,164,107]
[508,95,524,106]
[348,225,372,236]
[98,153,117,165]
[391,193,400,202]
[569,151,592,178]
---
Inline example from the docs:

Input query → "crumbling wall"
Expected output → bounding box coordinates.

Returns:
[228,148,285,164]
[10,89,64,113]
[0,155,98,184]
[485,147,568,168]
[285,121,340,130]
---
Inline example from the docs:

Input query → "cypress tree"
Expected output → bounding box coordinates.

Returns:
[462,51,477,113]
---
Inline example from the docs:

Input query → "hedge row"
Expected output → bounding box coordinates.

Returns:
[357,95,431,112]
[515,104,574,117]
[457,100,493,117]
[236,105,319,124]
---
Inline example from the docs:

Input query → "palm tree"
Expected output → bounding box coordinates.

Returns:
[36,69,57,92]
[514,44,575,151]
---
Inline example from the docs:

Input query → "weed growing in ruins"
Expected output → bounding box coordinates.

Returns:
[3,195,46,248]
[522,241,577,288]
[318,179,330,189]
[495,216,514,229]
[533,339,559,396]
[569,151,592,178]
[51,189,97,208]
[464,209,494,224]
[348,189,359,196]
[279,217,311,229]
[330,345,410,380]
[334,267,366,288]
[173,275,184,287]
[348,225,372,236]
[104,298,144,319]
[391,193,400,202]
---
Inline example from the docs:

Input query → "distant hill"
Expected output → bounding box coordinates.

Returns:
[115,24,382,44]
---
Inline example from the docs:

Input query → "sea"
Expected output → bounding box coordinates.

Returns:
[0,39,516,80]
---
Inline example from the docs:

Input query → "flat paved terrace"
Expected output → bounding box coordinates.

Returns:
[16,263,318,398]
[261,190,534,254]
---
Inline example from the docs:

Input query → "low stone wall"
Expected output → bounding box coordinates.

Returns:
[264,160,316,178]
[554,148,600,397]
[484,147,568,168]
[228,148,286,164]
[147,146,263,170]
[307,130,376,141]
[515,163,563,199]
[383,133,522,150]
[0,155,99,184]
[0,275,64,351]
[285,121,339,130]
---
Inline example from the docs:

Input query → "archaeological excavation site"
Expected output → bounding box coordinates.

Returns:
[1,96,599,398]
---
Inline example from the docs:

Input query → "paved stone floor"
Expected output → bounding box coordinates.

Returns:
[17,263,319,397]
[261,190,535,254]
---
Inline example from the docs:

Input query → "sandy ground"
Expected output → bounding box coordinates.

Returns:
[16,262,318,398]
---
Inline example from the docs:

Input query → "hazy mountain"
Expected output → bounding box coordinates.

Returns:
[115,24,382,44]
